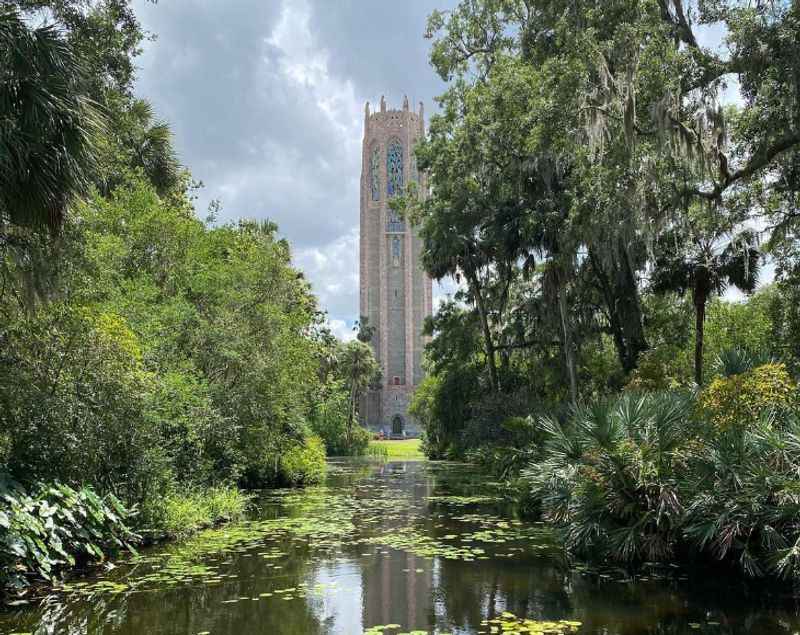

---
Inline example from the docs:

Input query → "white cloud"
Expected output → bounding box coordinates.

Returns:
[433,277,461,310]
[294,227,360,323]
[327,318,357,342]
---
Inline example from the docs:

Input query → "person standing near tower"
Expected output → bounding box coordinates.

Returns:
[359,96,433,438]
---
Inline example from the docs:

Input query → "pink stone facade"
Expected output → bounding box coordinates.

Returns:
[359,96,432,437]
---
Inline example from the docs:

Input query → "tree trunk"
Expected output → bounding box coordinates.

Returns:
[348,381,358,434]
[588,246,648,374]
[694,294,706,386]
[465,265,500,393]
[558,284,578,403]
[617,247,648,370]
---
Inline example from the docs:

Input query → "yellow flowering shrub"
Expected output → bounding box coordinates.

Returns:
[697,363,797,430]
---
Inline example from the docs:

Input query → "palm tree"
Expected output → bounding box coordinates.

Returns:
[651,229,760,385]
[338,340,381,431]
[0,8,103,233]
[120,100,181,196]
[352,315,376,343]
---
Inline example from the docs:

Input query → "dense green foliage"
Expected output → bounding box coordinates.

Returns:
[309,381,371,456]
[0,0,376,597]
[2,179,333,496]
[279,435,328,487]
[407,0,800,452]
[520,383,800,579]
[1,480,137,593]
[406,0,800,581]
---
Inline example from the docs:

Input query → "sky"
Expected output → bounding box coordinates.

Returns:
[130,2,759,338]
[132,0,457,341]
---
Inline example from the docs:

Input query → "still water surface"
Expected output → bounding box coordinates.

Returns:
[2,459,800,634]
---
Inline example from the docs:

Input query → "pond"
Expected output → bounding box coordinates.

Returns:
[2,459,800,634]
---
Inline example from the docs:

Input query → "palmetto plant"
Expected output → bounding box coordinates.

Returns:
[683,410,800,579]
[522,391,694,564]
[521,389,800,579]
[0,7,103,233]
[713,346,774,378]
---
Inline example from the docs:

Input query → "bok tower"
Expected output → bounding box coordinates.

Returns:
[359,95,432,437]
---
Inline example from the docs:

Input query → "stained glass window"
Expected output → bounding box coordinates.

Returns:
[370,146,380,201]
[387,140,403,197]
[392,236,401,266]
[387,208,405,233]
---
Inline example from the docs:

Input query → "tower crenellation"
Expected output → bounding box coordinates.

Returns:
[359,95,432,438]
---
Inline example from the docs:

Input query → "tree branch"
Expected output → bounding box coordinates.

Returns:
[690,131,800,201]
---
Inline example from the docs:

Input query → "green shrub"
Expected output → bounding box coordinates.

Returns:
[147,486,249,540]
[279,435,327,486]
[1,480,138,595]
[522,392,695,564]
[410,365,481,459]
[697,362,796,430]
[682,410,800,578]
[625,347,690,391]
[346,425,372,456]
[1,306,174,507]
[309,383,370,456]
[1,176,339,510]
[519,389,800,580]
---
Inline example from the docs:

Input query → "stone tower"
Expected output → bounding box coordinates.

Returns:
[359,95,433,437]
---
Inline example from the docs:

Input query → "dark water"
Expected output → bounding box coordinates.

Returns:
[2,459,800,635]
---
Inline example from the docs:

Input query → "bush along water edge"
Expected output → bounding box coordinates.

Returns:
[504,370,800,582]
[0,478,138,601]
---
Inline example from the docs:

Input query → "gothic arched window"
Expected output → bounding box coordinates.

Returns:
[386,140,403,197]
[370,145,380,201]
[391,235,401,266]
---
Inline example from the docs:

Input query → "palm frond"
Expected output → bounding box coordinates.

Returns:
[0,8,104,232]
[719,230,761,293]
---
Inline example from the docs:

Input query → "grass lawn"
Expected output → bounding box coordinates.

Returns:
[367,438,425,460]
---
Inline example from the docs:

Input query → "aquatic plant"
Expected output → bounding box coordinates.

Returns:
[480,612,581,634]
[149,486,250,539]
[1,479,137,597]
